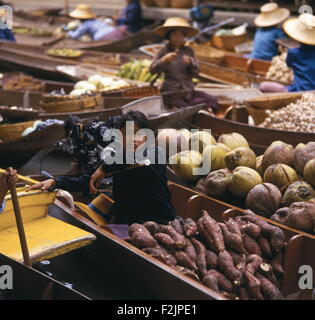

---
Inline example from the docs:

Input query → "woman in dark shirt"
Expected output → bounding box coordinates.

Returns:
[150,17,218,112]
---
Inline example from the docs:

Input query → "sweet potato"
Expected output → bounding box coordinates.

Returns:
[154,233,176,250]
[225,218,242,236]
[207,270,234,293]
[191,238,207,277]
[242,234,262,256]
[219,223,246,254]
[245,254,263,275]
[143,247,166,264]
[238,287,250,300]
[242,222,261,239]
[170,218,184,235]
[143,221,160,235]
[202,273,219,293]
[236,254,246,275]
[206,250,218,269]
[159,225,186,249]
[197,210,225,253]
[270,251,285,277]
[129,224,158,248]
[174,251,197,271]
[256,273,283,300]
[259,263,281,289]
[218,250,242,286]
[183,238,197,262]
[160,246,177,267]
[183,218,198,237]
[243,270,264,300]
[258,237,273,258]
[227,250,244,266]
[175,266,200,282]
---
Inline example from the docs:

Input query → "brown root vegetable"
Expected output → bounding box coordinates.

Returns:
[197,210,225,253]
[154,233,176,250]
[245,254,263,274]
[227,250,245,266]
[129,224,158,248]
[207,270,234,293]
[143,247,167,264]
[218,250,242,286]
[243,270,264,300]
[174,251,197,271]
[175,266,200,282]
[143,221,160,235]
[205,168,231,197]
[294,141,315,175]
[258,237,273,258]
[202,273,219,292]
[206,250,218,269]
[238,287,250,300]
[270,207,289,225]
[256,273,283,300]
[170,218,184,235]
[183,238,197,262]
[242,234,262,256]
[160,246,177,267]
[191,238,207,277]
[159,225,186,249]
[236,254,246,276]
[225,218,242,236]
[182,218,198,237]
[270,251,285,277]
[219,223,246,254]
[242,222,261,239]
[259,263,281,289]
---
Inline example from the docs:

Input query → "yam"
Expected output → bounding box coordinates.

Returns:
[243,234,262,256]
[225,218,242,236]
[159,225,186,249]
[238,287,250,300]
[219,223,246,254]
[245,254,263,275]
[143,221,160,235]
[160,246,177,267]
[206,250,218,269]
[258,237,273,258]
[170,218,184,235]
[175,266,200,282]
[154,233,176,250]
[191,238,207,277]
[183,238,197,262]
[270,251,285,277]
[207,270,234,293]
[218,250,242,286]
[243,270,264,300]
[183,218,198,237]
[202,273,219,293]
[256,273,283,300]
[129,224,158,248]
[174,251,197,271]
[143,247,166,264]
[242,222,261,239]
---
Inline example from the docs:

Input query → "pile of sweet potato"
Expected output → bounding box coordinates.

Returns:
[128,210,287,300]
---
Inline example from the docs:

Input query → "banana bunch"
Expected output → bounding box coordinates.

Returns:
[118,59,162,83]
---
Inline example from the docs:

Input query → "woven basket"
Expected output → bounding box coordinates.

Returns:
[170,0,193,8]
[40,94,102,113]
[102,86,159,98]
[190,43,225,64]
[246,104,269,125]
[0,120,35,143]
[154,0,169,7]
[212,33,247,51]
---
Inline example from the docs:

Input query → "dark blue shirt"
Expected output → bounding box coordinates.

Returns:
[250,27,286,61]
[286,44,315,92]
[117,0,143,33]
[0,29,15,42]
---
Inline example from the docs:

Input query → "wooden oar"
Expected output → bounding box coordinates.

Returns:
[9,178,32,267]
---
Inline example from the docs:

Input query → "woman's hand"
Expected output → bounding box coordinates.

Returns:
[182,55,192,65]
[89,167,105,194]
[161,52,177,63]
[26,179,56,192]
[0,167,18,191]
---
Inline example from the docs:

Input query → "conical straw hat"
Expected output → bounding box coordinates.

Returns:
[283,13,315,46]
[69,4,97,20]
[255,3,290,27]
[154,17,198,38]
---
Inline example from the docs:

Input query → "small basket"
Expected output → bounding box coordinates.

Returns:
[246,104,269,125]
[212,33,247,51]
[0,120,35,143]
[190,43,225,64]
[154,0,169,7]
[170,0,193,8]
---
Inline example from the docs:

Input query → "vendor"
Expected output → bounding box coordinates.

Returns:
[0,8,15,42]
[150,17,218,112]
[28,111,176,225]
[250,3,289,61]
[67,4,118,41]
[260,13,315,93]
[0,168,18,213]
[116,0,143,34]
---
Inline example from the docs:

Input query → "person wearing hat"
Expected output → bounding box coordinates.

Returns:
[150,17,218,112]
[0,8,15,42]
[116,0,143,34]
[67,4,119,41]
[260,13,315,93]
[250,3,290,61]
[0,168,18,213]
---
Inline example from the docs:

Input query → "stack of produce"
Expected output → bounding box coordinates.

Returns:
[70,75,132,96]
[265,52,294,84]
[3,75,44,92]
[129,210,287,300]
[260,93,315,133]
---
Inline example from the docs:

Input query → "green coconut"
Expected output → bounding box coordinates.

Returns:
[263,164,298,190]
[203,143,231,172]
[224,147,257,170]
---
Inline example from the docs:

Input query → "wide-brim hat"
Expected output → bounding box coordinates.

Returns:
[255,3,290,27]
[69,4,97,20]
[154,17,198,38]
[0,8,7,17]
[283,13,315,46]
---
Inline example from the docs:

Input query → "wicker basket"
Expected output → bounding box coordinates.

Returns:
[154,0,170,7]
[190,43,225,64]
[0,120,35,143]
[102,86,159,98]
[212,33,248,51]
[170,0,193,8]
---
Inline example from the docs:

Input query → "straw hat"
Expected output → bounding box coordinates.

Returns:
[255,3,290,27]
[283,13,315,46]
[69,4,97,20]
[154,17,198,38]
[0,8,7,17]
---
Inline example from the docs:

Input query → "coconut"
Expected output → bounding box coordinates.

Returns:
[294,142,315,174]
[195,177,207,193]
[270,207,289,225]
[190,131,216,153]
[286,201,315,233]
[203,143,231,172]
[178,129,192,145]
[263,164,298,190]
[282,181,315,207]
[218,132,249,150]
[170,150,203,183]
[69,88,87,97]
[256,155,264,176]
[228,166,263,198]
[261,141,294,174]
[304,158,315,187]
[245,183,282,217]
[156,129,187,158]
[224,147,256,170]
[205,168,232,197]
